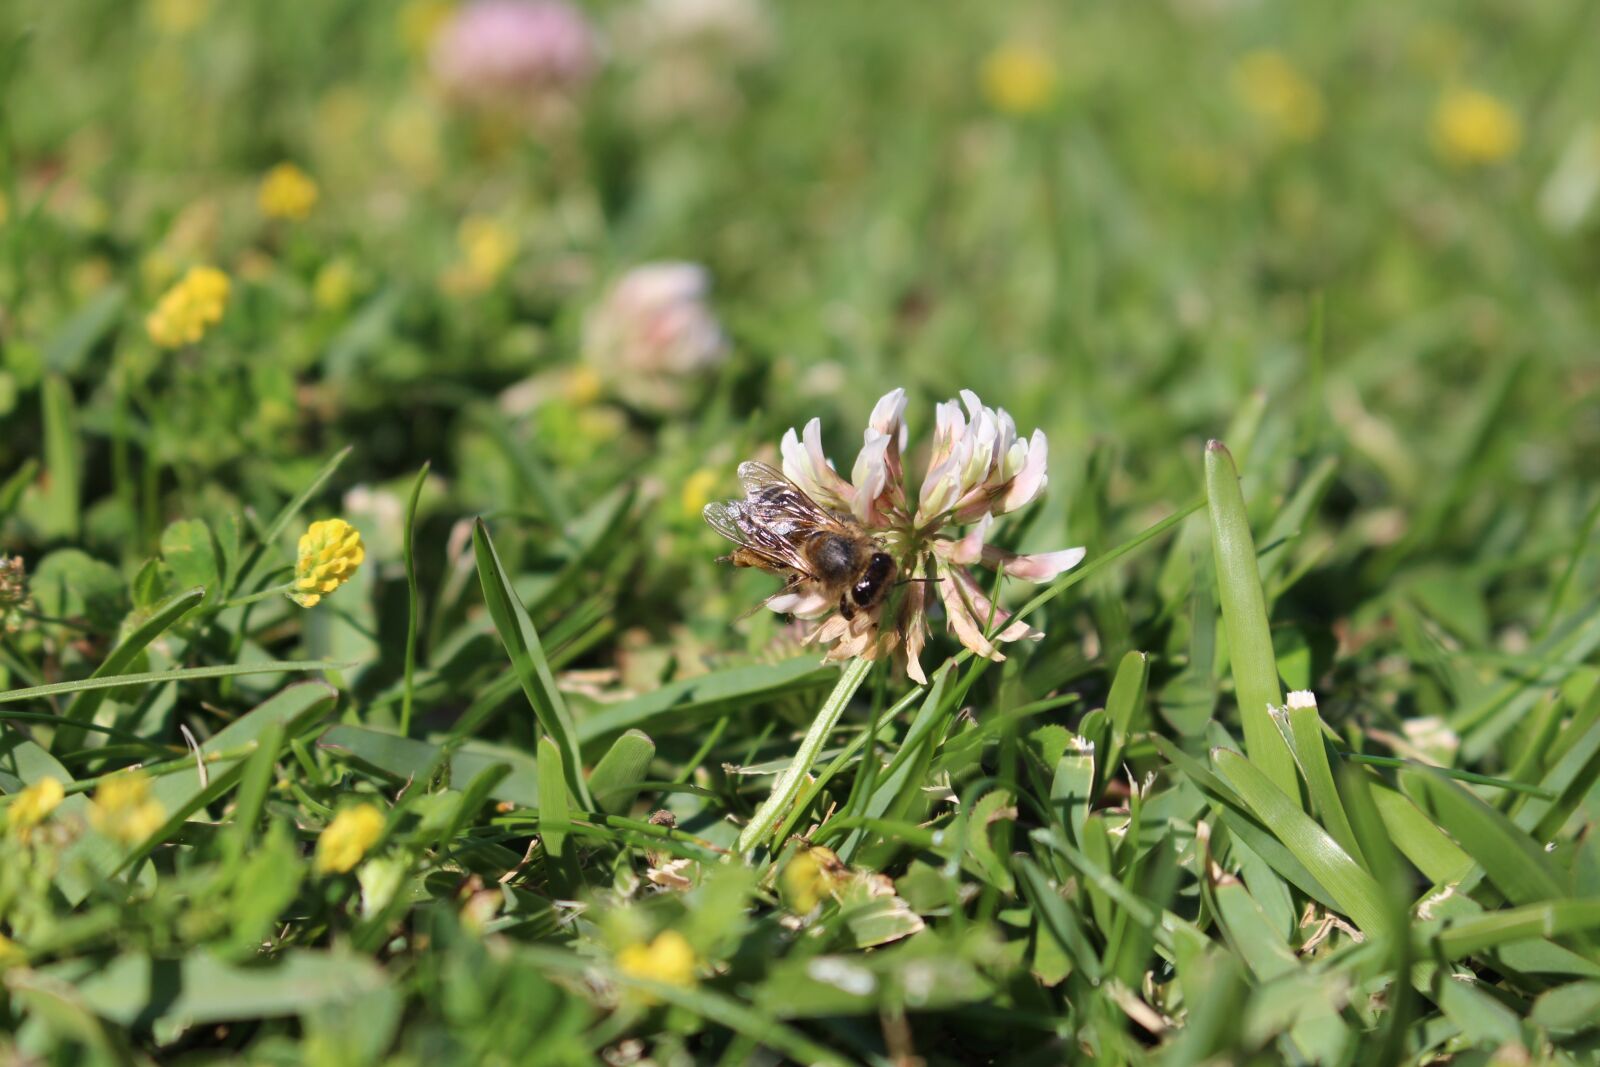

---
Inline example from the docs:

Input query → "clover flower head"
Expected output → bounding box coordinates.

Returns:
[430,0,599,114]
[616,930,698,998]
[781,844,847,913]
[290,519,365,608]
[980,43,1057,116]
[258,162,320,221]
[1433,86,1520,167]
[727,389,1084,683]
[583,262,728,412]
[315,803,386,874]
[6,776,64,843]
[1231,50,1325,143]
[146,265,230,348]
[89,772,166,846]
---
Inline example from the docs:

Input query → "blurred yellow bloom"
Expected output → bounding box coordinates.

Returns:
[6,776,64,842]
[1231,50,1325,142]
[1433,87,1520,167]
[980,43,1056,115]
[781,845,845,913]
[616,930,698,998]
[679,467,719,519]
[146,266,230,348]
[460,215,518,287]
[258,163,320,221]
[151,0,210,35]
[400,0,453,56]
[313,257,359,313]
[315,803,386,874]
[290,518,365,608]
[89,772,167,846]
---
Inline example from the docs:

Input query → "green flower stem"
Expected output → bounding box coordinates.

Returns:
[736,655,874,855]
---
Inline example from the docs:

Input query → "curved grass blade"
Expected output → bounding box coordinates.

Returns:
[55,586,206,752]
[400,461,430,737]
[1205,441,1297,799]
[472,518,591,808]
[1212,748,1388,936]
[1,660,347,705]
[588,729,655,815]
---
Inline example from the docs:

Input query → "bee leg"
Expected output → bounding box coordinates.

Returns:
[838,594,855,621]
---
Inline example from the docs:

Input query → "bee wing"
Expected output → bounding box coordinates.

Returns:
[735,461,852,536]
[702,499,816,577]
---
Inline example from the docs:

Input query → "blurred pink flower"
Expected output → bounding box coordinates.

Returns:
[582,262,729,412]
[430,0,599,113]
[721,389,1083,682]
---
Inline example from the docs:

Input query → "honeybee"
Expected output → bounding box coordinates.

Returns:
[704,461,897,620]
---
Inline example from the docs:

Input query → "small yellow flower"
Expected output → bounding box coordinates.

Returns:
[680,468,720,520]
[315,803,386,874]
[151,0,211,35]
[980,43,1057,116]
[460,215,518,286]
[562,366,604,407]
[6,776,64,842]
[616,930,698,1000]
[258,162,320,221]
[1433,87,1521,167]
[89,772,167,846]
[313,257,359,313]
[289,518,365,608]
[399,0,453,56]
[1231,50,1325,143]
[781,845,845,913]
[146,266,230,348]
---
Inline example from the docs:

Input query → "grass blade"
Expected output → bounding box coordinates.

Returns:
[472,518,591,808]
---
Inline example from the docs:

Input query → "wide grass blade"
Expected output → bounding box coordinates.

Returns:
[472,518,591,808]
[1400,767,1569,906]
[1205,441,1298,799]
[1212,748,1388,936]
[0,660,347,705]
[588,729,655,815]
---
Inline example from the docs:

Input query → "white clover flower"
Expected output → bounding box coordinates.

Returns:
[583,262,729,413]
[715,388,1084,682]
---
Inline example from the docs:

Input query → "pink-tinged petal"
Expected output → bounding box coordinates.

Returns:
[767,588,834,618]
[995,429,1048,514]
[867,388,907,439]
[981,545,1086,582]
[938,565,1002,661]
[917,453,963,523]
[782,419,852,510]
[951,565,1042,643]
[901,598,929,683]
[935,516,991,565]
[850,431,892,525]
[926,399,966,471]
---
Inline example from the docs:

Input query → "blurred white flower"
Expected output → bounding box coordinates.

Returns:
[430,0,599,116]
[583,262,729,412]
[1539,123,1600,234]
[612,0,773,123]
[723,388,1083,681]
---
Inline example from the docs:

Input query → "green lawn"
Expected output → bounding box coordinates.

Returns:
[3,0,1600,1063]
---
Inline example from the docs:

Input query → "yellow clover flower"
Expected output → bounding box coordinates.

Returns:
[0,932,23,970]
[980,43,1057,116]
[258,162,320,221]
[1432,87,1521,167]
[146,266,230,349]
[89,771,167,846]
[1231,50,1325,143]
[6,776,64,843]
[315,803,386,874]
[289,519,365,608]
[616,930,698,1000]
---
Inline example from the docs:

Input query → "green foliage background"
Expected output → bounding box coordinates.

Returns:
[2,0,1600,1063]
